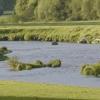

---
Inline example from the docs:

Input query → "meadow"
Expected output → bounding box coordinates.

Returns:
[0,23,100,43]
[0,81,100,100]
[0,22,100,100]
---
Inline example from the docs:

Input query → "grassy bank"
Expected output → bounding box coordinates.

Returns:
[0,81,100,100]
[0,25,100,43]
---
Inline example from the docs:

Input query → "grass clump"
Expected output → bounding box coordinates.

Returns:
[0,47,12,61]
[32,60,45,68]
[0,53,8,61]
[47,59,61,68]
[8,57,62,71]
[81,63,100,77]
[92,39,100,44]
[0,46,12,54]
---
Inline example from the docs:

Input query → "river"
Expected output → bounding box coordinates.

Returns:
[0,41,100,87]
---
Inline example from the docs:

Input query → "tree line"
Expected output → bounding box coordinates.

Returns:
[1,0,100,21]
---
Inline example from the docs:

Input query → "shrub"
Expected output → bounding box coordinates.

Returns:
[0,47,12,54]
[93,64,100,77]
[8,57,19,70]
[32,60,45,68]
[25,64,33,70]
[0,54,8,61]
[47,59,61,68]
[8,57,62,71]
[81,63,100,77]
[92,39,100,44]
[16,63,26,71]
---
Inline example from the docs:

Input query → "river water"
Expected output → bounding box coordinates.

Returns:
[0,41,100,87]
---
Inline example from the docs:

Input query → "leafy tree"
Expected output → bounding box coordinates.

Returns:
[15,0,37,21]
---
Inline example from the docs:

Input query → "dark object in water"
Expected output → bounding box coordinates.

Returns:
[52,41,58,45]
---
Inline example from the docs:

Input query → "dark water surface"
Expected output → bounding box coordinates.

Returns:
[0,41,100,87]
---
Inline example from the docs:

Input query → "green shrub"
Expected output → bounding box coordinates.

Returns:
[0,47,12,54]
[0,54,8,61]
[8,57,19,70]
[47,59,61,68]
[16,63,25,71]
[81,63,100,77]
[92,39,100,44]
[93,64,100,77]
[32,60,45,68]
[8,57,62,71]
[25,64,33,70]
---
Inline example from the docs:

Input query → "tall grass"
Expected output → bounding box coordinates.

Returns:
[0,26,100,43]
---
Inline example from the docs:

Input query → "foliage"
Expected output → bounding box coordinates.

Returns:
[8,57,62,71]
[2,0,100,22]
[0,46,12,54]
[0,53,8,61]
[0,25,100,43]
[81,63,100,77]
[47,59,61,68]
[0,46,12,61]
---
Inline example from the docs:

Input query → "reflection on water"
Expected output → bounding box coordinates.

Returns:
[0,41,100,87]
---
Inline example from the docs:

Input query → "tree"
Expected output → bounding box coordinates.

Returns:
[15,0,37,21]
[0,0,4,15]
[37,0,68,21]
[81,0,96,20]
[69,0,83,20]
[95,0,100,19]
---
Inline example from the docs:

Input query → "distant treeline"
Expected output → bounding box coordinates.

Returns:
[1,0,100,21]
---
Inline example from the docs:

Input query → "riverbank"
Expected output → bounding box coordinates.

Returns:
[0,81,100,100]
[0,25,100,43]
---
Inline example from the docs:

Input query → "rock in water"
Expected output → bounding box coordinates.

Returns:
[52,41,58,45]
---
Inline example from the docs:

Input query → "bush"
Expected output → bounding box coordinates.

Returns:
[47,59,61,68]
[32,60,45,68]
[16,63,26,71]
[8,57,62,71]
[25,64,33,70]
[0,47,12,54]
[0,54,8,61]
[81,63,100,77]
[92,39,100,44]
[8,57,19,70]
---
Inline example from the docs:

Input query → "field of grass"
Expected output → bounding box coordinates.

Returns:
[0,25,100,43]
[0,81,99,100]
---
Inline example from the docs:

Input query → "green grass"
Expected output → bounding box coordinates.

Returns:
[0,25,100,43]
[0,81,100,100]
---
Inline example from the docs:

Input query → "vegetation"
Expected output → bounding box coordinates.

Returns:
[0,81,99,100]
[1,0,100,22]
[8,57,62,71]
[0,47,12,54]
[0,53,8,61]
[0,25,100,43]
[0,46,12,61]
[14,0,100,21]
[81,63,100,77]
[47,59,61,68]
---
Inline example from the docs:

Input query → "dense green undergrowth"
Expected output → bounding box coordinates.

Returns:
[0,25,100,43]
